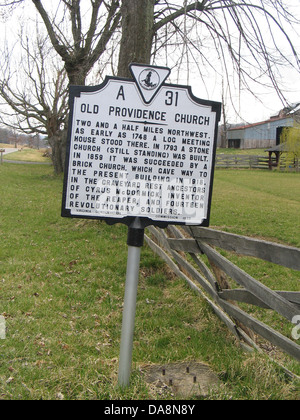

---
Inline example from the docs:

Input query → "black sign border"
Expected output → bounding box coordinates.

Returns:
[62,74,221,229]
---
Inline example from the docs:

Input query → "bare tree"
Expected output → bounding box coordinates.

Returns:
[118,0,300,110]
[1,0,299,171]
[31,0,121,85]
[0,31,69,173]
[1,0,122,85]
[2,0,299,100]
[0,0,123,173]
[32,0,121,172]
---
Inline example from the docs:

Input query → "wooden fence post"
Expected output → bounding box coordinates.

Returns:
[0,149,5,165]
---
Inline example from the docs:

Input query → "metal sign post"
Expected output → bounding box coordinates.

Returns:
[118,218,144,387]
[61,63,221,388]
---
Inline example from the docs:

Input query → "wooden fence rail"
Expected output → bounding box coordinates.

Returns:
[145,226,300,369]
[215,154,299,171]
[215,154,270,169]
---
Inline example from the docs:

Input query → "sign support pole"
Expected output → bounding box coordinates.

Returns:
[118,218,145,387]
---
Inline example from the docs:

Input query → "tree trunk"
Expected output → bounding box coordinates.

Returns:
[117,0,155,77]
[66,66,87,86]
[48,133,66,175]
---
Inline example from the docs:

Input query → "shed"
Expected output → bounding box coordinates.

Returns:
[265,140,300,170]
[227,116,294,149]
[265,143,288,169]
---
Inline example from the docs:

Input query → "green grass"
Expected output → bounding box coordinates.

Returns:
[3,148,51,163]
[217,148,267,155]
[0,164,299,400]
[211,170,300,247]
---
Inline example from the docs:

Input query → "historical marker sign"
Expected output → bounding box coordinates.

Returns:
[62,64,221,227]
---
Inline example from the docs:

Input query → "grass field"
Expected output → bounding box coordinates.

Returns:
[216,148,268,155]
[2,148,51,163]
[0,144,15,149]
[0,163,299,400]
[211,170,300,247]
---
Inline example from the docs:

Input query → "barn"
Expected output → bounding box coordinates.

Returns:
[226,104,300,150]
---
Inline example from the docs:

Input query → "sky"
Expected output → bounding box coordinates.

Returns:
[0,0,299,126]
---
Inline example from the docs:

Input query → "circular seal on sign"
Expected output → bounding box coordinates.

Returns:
[139,69,160,91]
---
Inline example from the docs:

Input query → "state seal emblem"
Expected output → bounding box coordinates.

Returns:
[139,69,160,91]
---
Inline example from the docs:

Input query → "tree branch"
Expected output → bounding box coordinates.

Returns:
[153,0,208,32]
[88,0,121,70]
[32,0,69,59]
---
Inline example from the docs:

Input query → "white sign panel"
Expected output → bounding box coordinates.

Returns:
[62,64,221,227]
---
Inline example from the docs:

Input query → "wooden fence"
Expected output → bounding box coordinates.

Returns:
[215,154,299,171]
[145,225,300,373]
[216,154,270,169]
